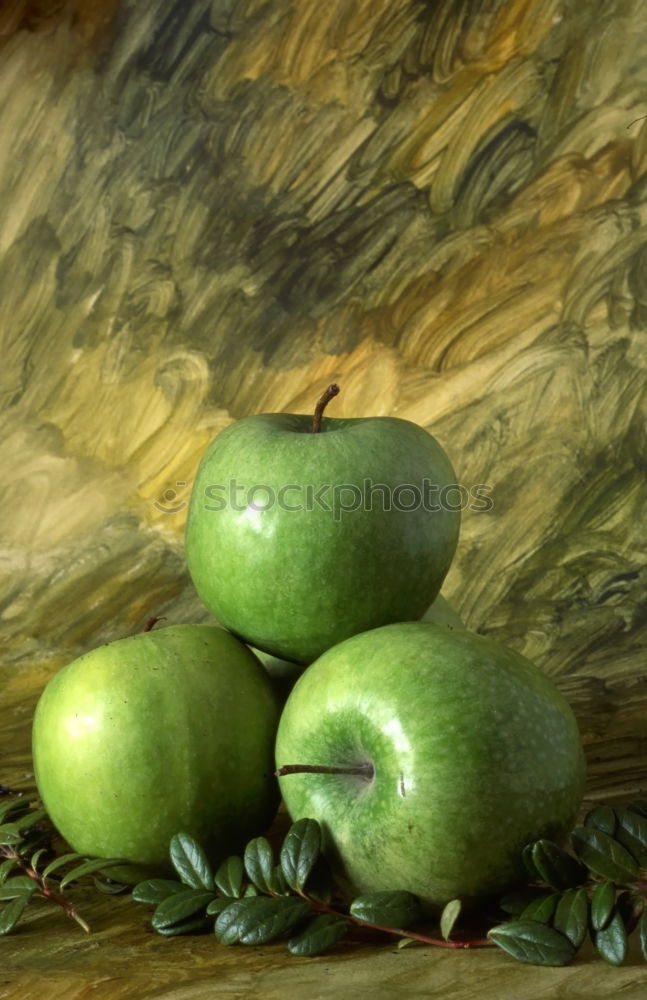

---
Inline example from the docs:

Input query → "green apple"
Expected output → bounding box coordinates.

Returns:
[251,593,463,701]
[422,592,464,629]
[275,622,585,910]
[249,646,305,702]
[185,386,460,663]
[32,625,280,882]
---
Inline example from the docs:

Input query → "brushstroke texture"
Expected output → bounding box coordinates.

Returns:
[0,0,645,809]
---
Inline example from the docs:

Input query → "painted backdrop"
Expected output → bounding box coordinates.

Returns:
[1,0,646,799]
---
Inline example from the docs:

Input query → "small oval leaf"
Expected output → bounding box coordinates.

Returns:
[207,897,233,916]
[614,808,647,867]
[156,916,209,937]
[521,843,542,880]
[591,880,616,931]
[0,859,18,884]
[519,892,559,924]
[499,887,551,915]
[584,805,616,836]
[440,898,462,940]
[170,833,213,890]
[243,837,274,892]
[214,856,244,898]
[488,920,576,966]
[594,910,628,966]
[0,828,23,846]
[616,890,644,934]
[0,877,38,901]
[0,893,31,934]
[132,879,185,905]
[280,818,321,892]
[350,890,422,929]
[152,889,215,930]
[288,914,348,956]
[570,827,640,883]
[41,852,82,880]
[59,857,128,890]
[531,840,587,890]
[553,888,588,948]
[639,907,647,961]
[214,895,311,946]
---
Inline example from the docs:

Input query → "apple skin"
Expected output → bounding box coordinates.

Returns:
[185,413,460,664]
[32,625,280,883]
[275,622,586,911]
[252,593,464,701]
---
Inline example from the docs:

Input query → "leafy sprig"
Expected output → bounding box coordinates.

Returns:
[0,792,127,934]
[133,817,488,955]
[489,799,647,966]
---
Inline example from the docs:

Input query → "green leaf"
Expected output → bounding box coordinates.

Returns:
[530,840,587,890]
[214,856,244,899]
[584,806,616,836]
[591,880,616,931]
[301,855,332,903]
[243,884,259,897]
[280,818,321,893]
[207,897,233,916]
[0,877,38,900]
[0,893,31,934]
[41,852,82,880]
[350,891,422,929]
[214,895,311,946]
[553,888,588,948]
[59,857,128,890]
[8,808,47,833]
[0,799,30,825]
[268,864,290,896]
[488,920,576,966]
[156,917,209,937]
[93,876,128,895]
[639,907,647,961]
[499,887,550,915]
[440,898,462,940]
[288,914,348,956]
[519,892,560,923]
[151,889,216,931]
[169,833,213,890]
[0,826,23,846]
[243,837,274,893]
[616,890,644,933]
[132,879,186,904]
[0,858,18,884]
[614,808,647,866]
[521,843,542,880]
[594,910,628,966]
[570,827,640,883]
[30,848,48,873]
[627,800,647,819]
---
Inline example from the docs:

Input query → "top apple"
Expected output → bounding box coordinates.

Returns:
[185,385,460,663]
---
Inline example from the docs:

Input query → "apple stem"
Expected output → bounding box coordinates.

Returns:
[312,383,340,433]
[142,616,166,633]
[275,762,374,779]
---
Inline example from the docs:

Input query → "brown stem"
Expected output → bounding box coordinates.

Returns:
[2,847,91,933]
[312,383,340,433]
[298,890,492,950]
[275,763,374,779]
[143,616,166,633]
